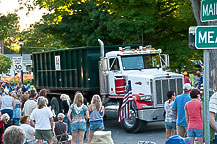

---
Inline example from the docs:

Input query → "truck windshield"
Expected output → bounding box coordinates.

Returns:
[121,54,160,70]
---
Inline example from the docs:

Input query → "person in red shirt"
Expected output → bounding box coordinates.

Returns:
[183,72,192,86]
[185,89,203,144]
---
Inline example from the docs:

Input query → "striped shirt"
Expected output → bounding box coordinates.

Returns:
[89,105,103,122]
[1,95,13,110]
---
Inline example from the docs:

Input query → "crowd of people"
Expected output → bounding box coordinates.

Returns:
[164,70,204,144]
[0,80,105,144]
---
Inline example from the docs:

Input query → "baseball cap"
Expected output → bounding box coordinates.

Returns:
[183,72,188,75]
[4,89,9,94]
[183,83,191,91]
[166,135,191,144]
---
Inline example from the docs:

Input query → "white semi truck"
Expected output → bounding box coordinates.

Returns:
[98,39,183,132]
[32,39,184,133]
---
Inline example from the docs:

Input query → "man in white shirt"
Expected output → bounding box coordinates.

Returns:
[23,89,37,116]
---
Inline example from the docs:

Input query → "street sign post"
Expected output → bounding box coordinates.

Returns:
[199,1,216,144]
[201,0,217,22]
[195,26,217,49]
[13,56,23,71]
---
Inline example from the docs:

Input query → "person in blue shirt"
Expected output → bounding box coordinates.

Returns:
[25,81,31,91]
[196,71,203,89]
[172,83,192,137]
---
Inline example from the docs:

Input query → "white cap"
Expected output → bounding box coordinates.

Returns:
[4,89,9,94]
[183,83,191,91]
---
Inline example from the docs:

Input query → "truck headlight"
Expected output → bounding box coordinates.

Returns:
[137,95,152,101]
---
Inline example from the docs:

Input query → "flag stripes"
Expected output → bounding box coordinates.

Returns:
[119,80,133,122]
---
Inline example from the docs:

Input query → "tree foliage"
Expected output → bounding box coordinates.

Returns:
[0,54,12,74]
[19,0,202,72]
[0,13,20,54]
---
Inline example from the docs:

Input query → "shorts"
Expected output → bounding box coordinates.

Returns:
[35,129,53,141]
[165,122,176,130]
[71,122,86,132]
[187,128,203,137]
[89,121,104,132]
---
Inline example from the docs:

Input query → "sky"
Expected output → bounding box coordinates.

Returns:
[0,0,46,30]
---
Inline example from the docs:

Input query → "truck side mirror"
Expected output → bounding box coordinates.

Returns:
[161,54,170,69]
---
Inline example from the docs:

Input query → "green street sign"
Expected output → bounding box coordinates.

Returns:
[201,0,217,22]
[195,26,217,49]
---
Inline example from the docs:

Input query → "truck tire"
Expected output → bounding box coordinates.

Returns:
[121,109,147,133]
[50,97,61,118]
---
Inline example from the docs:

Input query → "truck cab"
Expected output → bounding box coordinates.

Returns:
[98,40,183,132]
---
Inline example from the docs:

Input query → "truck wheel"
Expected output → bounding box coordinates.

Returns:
[50,97,60,118]
[121,109,147,133]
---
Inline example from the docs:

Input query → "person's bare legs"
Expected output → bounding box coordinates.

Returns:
[172,129,177,136]
[71,132,78,144]
[190,137,195,144]
[78,131,85,144]
[47,139,53,144]
[38,140,43,144]
[87,131,94,144]
[197,137,203,144]
[165,129,172,142]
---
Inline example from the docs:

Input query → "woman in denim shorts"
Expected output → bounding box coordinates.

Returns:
[185,89,203,144]
[164,91,177,142]
[87,94,105,144]
[67,93,89,144]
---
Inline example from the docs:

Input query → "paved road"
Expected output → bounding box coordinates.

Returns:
[103,119,165,144]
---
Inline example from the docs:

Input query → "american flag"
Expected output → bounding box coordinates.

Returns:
[119,80,134,122]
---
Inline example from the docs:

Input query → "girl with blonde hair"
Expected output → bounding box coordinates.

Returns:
[67,92,89,144]
[11,92,22,125]
[87,94,105,144]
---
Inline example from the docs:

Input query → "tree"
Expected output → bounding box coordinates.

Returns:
[20,0,203,72]
[20,0,115,48]
[0,13,20,54]
[0,54,12,74]
[103,0,202,72]
[189,0,217,89]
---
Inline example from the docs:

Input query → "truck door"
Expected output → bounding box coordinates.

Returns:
[108,57,123,97]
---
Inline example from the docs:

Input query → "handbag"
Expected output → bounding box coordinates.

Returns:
[52,135,58,142]
[52,132,58,142]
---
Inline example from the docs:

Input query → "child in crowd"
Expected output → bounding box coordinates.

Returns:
[164,91,177,142]
[11,92,22,125]
[87,94,105,144]
[54,113,68,142]
[185,89,203,144]
[67,92,89,144]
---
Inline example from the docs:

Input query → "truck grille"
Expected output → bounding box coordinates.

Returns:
[155,78,183,105]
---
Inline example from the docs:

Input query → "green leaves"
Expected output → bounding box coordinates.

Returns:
[19,0,201,72]
[0,13,19,41]
[0,54,12,74]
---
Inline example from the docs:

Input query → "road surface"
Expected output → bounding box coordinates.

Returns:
[103,119,165,144]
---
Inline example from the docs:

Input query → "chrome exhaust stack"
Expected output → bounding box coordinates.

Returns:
[98,39,104,59]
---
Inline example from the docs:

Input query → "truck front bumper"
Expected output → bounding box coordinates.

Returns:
[138,108,164,122]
